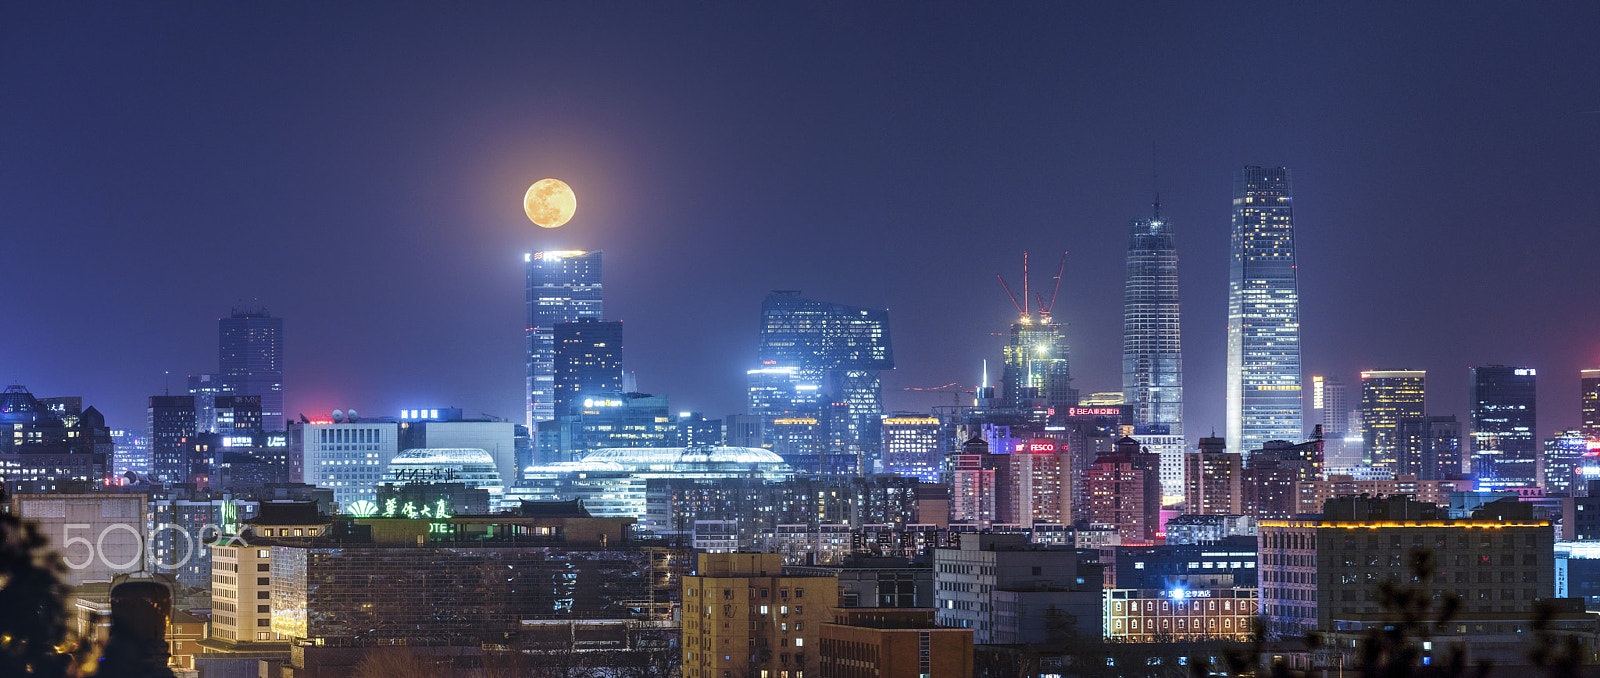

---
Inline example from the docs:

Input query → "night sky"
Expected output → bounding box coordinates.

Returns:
[4,3,1598,443]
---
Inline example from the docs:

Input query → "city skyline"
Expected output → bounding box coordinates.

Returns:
[5,4,1599,444]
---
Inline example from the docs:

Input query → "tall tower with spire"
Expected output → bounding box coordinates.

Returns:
[1122,196,1183,435]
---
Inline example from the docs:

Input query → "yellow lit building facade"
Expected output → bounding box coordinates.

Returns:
[683,552,837,678]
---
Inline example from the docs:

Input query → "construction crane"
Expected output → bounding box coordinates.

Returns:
[901,383,972,408]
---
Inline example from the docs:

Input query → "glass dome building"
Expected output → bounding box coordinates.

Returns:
[506,445,793,518]
[381,448,505,505]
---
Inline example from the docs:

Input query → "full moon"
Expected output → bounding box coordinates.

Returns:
[524,178,576,229]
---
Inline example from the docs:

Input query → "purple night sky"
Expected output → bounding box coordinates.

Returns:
[3,3,1598,443]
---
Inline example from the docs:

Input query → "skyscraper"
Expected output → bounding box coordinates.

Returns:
[1123,199,1182,435]
[754,291,893,460]
[525,250,603,427]
[1226,166,1302,452]
[1310,376,1352,464]
[1360,370,1426,474]
[1468,365,1537,487]
[553,317,623,417]
[219,306,283,430]
[1582,368,1600,438]
[1000,316,1073,413]
[1396,415,1462,480]
[148,394,197,483]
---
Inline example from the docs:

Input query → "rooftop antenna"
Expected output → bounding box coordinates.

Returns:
[1151,141,1162,221]
[164,371,170,396]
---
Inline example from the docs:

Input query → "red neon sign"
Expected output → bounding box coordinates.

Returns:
[1069,407,1120,417]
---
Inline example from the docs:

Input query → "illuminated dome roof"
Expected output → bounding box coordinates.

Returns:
[580,446,786,466]
[390,448,497,465]
[383,448,504,497]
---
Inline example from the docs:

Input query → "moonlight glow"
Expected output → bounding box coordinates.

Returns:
[524,178,577,229]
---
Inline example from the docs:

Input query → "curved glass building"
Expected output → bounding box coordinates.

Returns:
[508,445,794,518]
[382,448,505,504]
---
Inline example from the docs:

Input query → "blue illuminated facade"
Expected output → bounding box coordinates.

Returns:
[1226,166,1302,452]
[1468,365,1537,487]
[753,291,893,462]
[1123,198,1183,436]
[525,250,603,428]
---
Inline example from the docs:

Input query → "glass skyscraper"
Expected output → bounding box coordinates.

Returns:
[1226,166,1302,452]
[1360,369,1426,474]
[1582,368,1600,438]
[1122,199,1182,435]
[219,307,283,431]
[1468,365,1537,487]
[1001,315,1074,413]
[754,291,893,461]
[525,250,603,428]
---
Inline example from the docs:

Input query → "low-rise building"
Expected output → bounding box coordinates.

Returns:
[1259,496,1555,639]
[819,608,972,678]
[932,533,1100,644]
[1103,587,1259,641]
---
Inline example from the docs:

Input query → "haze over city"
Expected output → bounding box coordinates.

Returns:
[5,3,1598,443]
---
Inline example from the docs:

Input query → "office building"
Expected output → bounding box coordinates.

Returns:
[149,394,198,483]
[552,317,623,416]
[1132,425,1186,504]
[208,503,328,647]
[947,436,998,527]
[819,608,973,678]
[0,388,113,490]
[1468,365,1538,487]
[188,373,223,433]
[380,448,506,506]
[1106,540,1259,591]
[149,492,260,590]
[1226,166,1303,453]
[682,552,837,678]
[1000,307,1074,414]
[399,411,523,492]
[525,249,604,427]
[219,306,284,431]
[1184,436,1244,515]
[1005,438,1073,526]
[881,414,942,482]
[1360,370,1426,473]
[1242,439,1324,520]
[214,394,263,435]
[536,391,675,464]
[1582,369,1600,438]
[755,290,893,461]
[932,533,1100,644]
[1291,474,1466,516]
[1083,437,1162,544]
[110,428,150,477]
[1163,514,1257,545]
[9,493,146,586]
[1396,414,1463,480]
[1257,496,1553,639]
[270,511,653,648]
[1123,198,1183,438]
[1542,430,1590,495]
[1310,375,1353,465]
[514,446,794,518]
[299,420,401,508]
[674,412,723,447]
